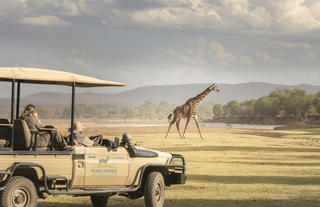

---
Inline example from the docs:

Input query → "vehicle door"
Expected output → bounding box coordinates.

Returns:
[84,146,130,187]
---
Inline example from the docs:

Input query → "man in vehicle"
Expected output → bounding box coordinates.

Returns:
[69,121,103,146]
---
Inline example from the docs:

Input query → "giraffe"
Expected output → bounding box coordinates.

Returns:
[165,83,220,139]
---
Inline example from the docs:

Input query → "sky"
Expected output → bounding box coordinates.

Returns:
[0,0,320,95]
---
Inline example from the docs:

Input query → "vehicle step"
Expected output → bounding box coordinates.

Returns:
[83,187,134,192]
[46,175,69,191]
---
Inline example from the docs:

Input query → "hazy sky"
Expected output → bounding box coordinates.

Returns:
[1,0,320,95]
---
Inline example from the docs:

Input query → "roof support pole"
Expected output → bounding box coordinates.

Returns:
[16,81,21,119]
[11,80,15,147]
[70,82,75,146]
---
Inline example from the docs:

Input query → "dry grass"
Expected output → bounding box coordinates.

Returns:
[38,125,320,207]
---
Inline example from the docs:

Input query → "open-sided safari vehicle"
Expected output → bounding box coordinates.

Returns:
[0,67,186,207]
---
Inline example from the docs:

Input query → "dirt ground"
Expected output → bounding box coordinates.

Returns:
[38,124,320,207]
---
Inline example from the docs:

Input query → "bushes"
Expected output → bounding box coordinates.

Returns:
[212,88,320,119]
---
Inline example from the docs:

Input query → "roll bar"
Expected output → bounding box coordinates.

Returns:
[1,68,126,149]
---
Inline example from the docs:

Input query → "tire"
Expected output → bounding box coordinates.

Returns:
[90,195,109,207]
[144,172,165,207]
[0,176,38,207]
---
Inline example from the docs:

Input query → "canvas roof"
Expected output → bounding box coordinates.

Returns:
[0,67,126,87]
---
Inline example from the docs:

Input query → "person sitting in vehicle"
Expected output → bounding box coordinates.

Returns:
[21,104,71,150]
[68,121,103,146]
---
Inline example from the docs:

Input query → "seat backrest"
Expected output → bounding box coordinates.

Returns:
[0,119,9,124]
[0,118,11,142]
[13,119,32,150]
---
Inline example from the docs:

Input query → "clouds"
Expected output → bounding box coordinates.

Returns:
[165,39,253,67]
[268,0,320,32]
[20,15,70,26]
[0,0,318,33]
[0,0,319,89]
[132,5,223,29]
[256,50,282,64]
[209,41,236,65]
[68,50,90,68]
[128,0,320,33]
[270,41,311,50]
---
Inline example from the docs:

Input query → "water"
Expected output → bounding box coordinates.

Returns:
[94,120,282,130]
[202,122,283,130]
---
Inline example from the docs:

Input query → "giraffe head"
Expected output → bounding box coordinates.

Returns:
[209,83,220,92]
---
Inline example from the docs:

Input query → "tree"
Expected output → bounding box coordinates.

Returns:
[224,100,240,115]
[212,104,224,116]
[156,101,173,119]
[285,88,307,116]
[302,94,316,117]
[120,106,136,121]
[239,99,255,115]
[139,100,156,119]
[316,97,320,114]
[254,97,275,116]
[198,101,215,119]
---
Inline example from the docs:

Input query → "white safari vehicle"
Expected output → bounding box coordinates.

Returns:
[0,67,186,207]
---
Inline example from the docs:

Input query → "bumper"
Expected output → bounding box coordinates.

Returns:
[165,154,187,186]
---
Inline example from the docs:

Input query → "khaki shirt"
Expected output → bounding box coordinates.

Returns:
[74,132,94,146]
[24,115,43,133]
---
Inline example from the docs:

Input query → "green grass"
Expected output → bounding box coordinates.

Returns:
[39,126,320,207]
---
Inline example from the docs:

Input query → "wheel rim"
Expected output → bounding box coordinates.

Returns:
[12,188,30,207]
[155,182,162,202]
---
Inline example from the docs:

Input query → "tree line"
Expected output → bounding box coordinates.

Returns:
[213,88,320,119]
[0,101,214,121]
[0,88,318,121]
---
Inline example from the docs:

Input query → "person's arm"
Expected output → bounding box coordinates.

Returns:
[31,113,44,130]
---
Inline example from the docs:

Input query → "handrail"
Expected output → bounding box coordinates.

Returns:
[0,124,12,127]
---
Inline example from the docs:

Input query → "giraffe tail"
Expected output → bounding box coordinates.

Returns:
[168,113,174,123]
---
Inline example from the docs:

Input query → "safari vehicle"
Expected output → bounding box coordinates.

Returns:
[0,67,186,207]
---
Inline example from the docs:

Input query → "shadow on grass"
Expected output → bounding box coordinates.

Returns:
[188,174,320,185]
[157,145,320,153]
[237,131,291,139]
[165,199,320,207]
[39,198,320,207]
[38,203,89,207]
[237,130,320,140]
[215,160,320,167]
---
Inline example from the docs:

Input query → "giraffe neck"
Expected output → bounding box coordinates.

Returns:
[189,87,211,106]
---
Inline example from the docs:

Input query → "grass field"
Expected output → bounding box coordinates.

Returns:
[38,125,320,207]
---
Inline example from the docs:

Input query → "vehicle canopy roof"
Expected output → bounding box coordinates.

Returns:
[0,67,126,87]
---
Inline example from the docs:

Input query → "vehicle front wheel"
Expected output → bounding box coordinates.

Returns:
[0,176,38,207]
[144,172,165,207]
[90,195,109,207]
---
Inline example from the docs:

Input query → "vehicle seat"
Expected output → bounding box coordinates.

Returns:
[121,133,158,158]
[0,119,11,147]
[13,119,49,151]
[13,119,33,150]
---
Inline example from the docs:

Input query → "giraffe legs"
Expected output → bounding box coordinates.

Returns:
[193,116,203,139]
[165,122,174,138]
[176,119,184,139]
[183,116,191,138]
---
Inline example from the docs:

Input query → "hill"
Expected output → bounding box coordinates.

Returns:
[0,82,319,106]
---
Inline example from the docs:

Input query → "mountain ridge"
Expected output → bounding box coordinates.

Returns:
[0,82,319,106]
